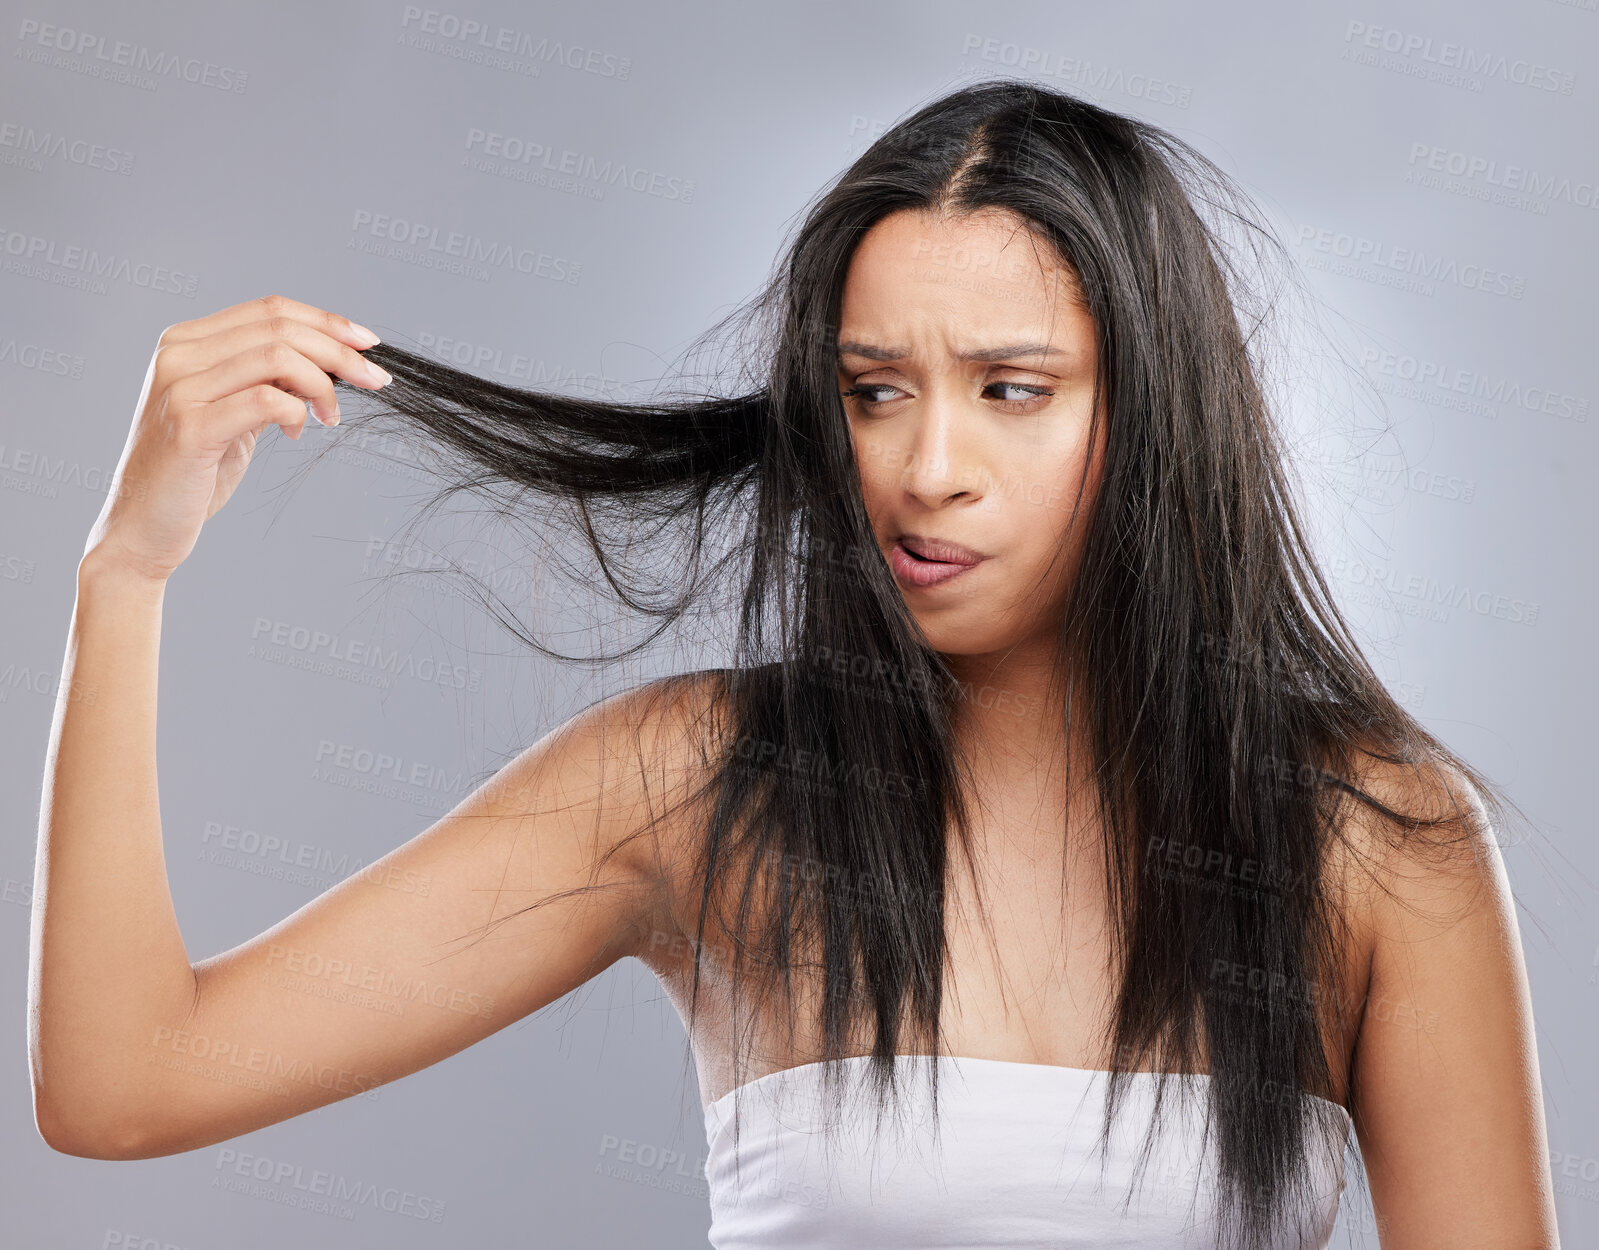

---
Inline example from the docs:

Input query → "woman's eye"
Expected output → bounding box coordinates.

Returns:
[840,381,1053,409]
[840,383,903,405]
[984,381,1053,406]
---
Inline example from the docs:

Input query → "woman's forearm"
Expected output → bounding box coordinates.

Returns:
[29,545,198,1145]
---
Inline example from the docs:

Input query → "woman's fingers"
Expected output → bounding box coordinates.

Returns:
[85,294,392,584]
[163,314,393,430]
[199,383,314,444]
[158,293,380,352]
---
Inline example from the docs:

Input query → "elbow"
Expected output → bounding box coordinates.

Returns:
[35,1093,160,1161]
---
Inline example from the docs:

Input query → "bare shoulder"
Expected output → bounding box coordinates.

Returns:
[1330,745,1557,1247]
[1321,747,1505,1036]
[1329,746,1504,930]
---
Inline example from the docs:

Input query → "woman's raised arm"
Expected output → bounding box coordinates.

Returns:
[28,297,707,1158]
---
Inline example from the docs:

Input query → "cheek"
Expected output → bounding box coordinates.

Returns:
[1010,505,1077,580]
[995,444,1098,578]
[848,432,903,522]
[848,425,892,488]
[995,436,1088,521]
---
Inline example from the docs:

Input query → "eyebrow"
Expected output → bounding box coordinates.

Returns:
[836,341,1065,364]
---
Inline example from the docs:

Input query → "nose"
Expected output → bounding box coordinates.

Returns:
[896,382,988,510]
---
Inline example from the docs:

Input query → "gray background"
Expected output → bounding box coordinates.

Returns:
[3,1,1595,1246]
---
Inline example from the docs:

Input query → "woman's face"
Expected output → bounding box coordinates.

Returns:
[836,207,1106,658]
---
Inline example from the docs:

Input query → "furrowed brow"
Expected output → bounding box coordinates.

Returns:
[836,341,1063,364]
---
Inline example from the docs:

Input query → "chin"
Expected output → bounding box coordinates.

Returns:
[906,619,1005,657]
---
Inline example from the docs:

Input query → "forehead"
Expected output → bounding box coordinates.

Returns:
[837,208,1089,357]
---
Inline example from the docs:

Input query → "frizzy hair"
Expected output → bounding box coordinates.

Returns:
[299,78,1516,1250]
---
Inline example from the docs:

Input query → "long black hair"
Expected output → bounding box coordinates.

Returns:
[304,77,1512,1249]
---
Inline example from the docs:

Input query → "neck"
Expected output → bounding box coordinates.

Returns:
[941,637,1089,780]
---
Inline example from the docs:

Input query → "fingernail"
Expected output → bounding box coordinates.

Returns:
[366,360,393,387]
[329,400,341,426]
[350,322,381,348]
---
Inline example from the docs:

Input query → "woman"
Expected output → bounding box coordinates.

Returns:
[29,80,1558,1249]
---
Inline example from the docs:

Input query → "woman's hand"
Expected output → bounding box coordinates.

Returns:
[83,293,392,584]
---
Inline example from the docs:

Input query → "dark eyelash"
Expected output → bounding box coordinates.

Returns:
[839,382,1054,406]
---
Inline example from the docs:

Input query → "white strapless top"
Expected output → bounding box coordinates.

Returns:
[702,1055,1352,1249]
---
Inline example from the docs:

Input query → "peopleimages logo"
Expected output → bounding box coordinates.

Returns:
[0,335,87,378]
[958,34,1194,109]
[347,209,581,285]
[1342,22,1576,94]
[1406,143,1599,213]
[212,1147,446,1222]
[397,7,631,79]
[200,819,432,895]
[13,18,249,93]
[462,128,695,202]
[1359,346,1587,423]
[0,120,135,175]
[0,221,199,297]
[1331,556,1540,626]
[248,616,483,692]
[0,441,131,497]
[413,328,632,394]
[265,944,495,1020]
[312,739,482,802]
[361,535,533,601]
[1295,224,1525,299]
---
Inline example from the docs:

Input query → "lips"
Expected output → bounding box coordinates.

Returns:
[898,533,985,565]
[890,533,988,588]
